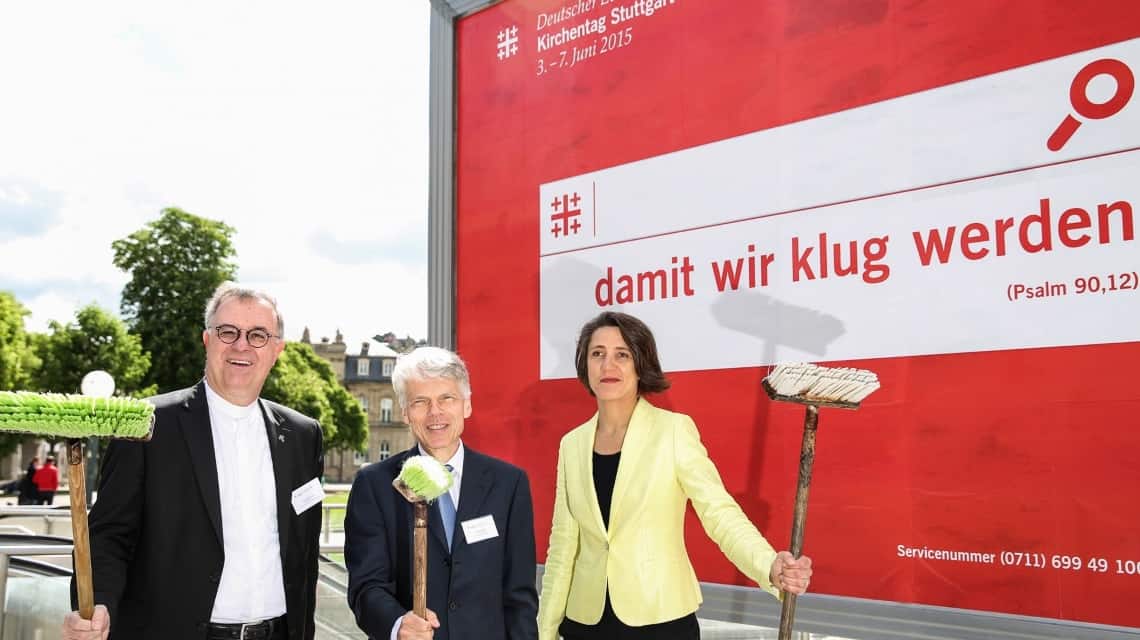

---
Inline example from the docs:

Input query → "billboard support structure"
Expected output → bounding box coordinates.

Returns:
[427,0,470,349]
[428,1,496,349]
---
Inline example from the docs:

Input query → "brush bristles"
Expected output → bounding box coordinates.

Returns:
[0,391,155,439]
[765,363,880,403]
[397,455,453,501]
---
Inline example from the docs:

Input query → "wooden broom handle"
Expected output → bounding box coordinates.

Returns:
[413,501,428,619]
[67,439,95,620]
[778,404,818,640]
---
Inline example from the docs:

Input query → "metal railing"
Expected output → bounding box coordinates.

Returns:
[0,507,70,537]
[320,503,346,544]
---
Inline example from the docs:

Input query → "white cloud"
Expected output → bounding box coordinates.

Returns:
[0,2,430,346]
[24,291,94,334]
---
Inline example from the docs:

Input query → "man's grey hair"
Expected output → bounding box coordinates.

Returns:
[203,282,285,336]
[392,346,472,408]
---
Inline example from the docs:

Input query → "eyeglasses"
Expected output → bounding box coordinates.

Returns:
[209,324,279,348]
[406,394,461,416]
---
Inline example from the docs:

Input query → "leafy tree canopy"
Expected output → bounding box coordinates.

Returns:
[33,304,155,398]
[0,292,40,456]
[0,292,38,391]
[112,207,236,392]
[262,342,368,453]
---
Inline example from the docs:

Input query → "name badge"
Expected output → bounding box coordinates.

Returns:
[461,514,499,544]
[291,477,325,515]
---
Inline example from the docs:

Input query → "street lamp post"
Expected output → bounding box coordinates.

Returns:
[80,371,115,506]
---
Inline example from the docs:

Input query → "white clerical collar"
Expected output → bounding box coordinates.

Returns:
[204,380,260,420]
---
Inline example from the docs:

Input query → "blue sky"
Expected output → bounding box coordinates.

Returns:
[0,2,430,350]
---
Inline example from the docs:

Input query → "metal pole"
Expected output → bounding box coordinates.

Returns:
[0,551,9,637]
[85,437,100,506]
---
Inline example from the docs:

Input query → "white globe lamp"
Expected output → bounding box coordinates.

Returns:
[80,371,116,399]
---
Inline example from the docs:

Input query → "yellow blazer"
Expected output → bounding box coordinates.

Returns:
[537,398,780,639]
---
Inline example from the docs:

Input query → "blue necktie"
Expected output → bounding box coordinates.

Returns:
[439,464,456,549]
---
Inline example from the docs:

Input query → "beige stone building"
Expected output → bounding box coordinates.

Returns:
[307,329,415,483]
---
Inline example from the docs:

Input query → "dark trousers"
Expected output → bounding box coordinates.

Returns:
[559,593,700,640]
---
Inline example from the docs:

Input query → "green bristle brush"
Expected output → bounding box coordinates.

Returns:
[392,455,453,619]
[0,391,155,621]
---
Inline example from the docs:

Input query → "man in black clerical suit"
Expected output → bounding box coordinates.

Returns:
[63,283,324,640]
[345,346,538,640]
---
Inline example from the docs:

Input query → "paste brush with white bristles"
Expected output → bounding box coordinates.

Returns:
[762,363,880,640]
[764,362,880,406]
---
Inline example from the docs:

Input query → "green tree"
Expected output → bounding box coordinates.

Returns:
[32,304,155,397]
[0,292,38,390]
[262,342,368,453]
[112,207,237,393]
[0,292,40,456]
[31,305,156,503]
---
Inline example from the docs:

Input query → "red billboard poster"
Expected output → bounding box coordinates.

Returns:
[451,0,1140,628]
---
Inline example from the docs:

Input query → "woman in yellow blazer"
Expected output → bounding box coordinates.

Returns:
[538,311,814,640]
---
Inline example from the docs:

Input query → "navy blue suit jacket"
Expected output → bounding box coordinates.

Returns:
[345,445,538,640]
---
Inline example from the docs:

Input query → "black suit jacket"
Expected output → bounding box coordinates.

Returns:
[74,382,324,640]
[345,445,538,640]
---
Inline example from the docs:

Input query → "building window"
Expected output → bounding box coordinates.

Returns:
[382,359,394,376]
[356,358,370,377]
[358,394,369,411]
[353,447,369,466]
[379,440,391,461]
[380,398,393,423]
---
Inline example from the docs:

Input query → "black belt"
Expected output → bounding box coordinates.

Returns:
[206,615,286,640]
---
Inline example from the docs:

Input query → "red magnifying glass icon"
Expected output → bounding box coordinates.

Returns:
[1047,58,1134,152]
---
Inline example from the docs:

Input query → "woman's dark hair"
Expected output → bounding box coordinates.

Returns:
[575,311,670,396]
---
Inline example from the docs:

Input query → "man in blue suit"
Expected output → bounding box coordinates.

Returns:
[345,346,538,640]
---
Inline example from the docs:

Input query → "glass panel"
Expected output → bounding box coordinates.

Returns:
[315,556,366,639]
[3,575,72,640]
